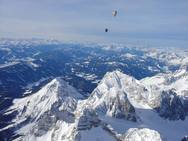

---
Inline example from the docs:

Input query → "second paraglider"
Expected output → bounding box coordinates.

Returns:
[105,28,109,32]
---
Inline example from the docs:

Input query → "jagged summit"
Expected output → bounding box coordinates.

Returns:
[1,78,83,140]
[85,70,137,121]
[99,70,136,87]
[1,70,188,141]
[5,77,83,118]
[89,70,150,107]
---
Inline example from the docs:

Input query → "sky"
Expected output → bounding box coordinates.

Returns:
[0,0,188,47]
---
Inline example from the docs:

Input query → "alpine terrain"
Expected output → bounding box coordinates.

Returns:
[1,67,188,141]
[0,39,188,141]
[1,0,188,140]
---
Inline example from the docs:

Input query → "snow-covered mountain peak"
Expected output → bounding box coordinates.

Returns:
[2,78,83,133]
[81,70,150,121]
[99,71,152,108]
[49,77,83,99]
[141,68,188,98]
[1,70,188,141]
[100,70,137,89]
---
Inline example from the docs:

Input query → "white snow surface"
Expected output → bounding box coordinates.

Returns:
[80,127,116,141]
[2,70,188,141]
[141,68,188,97]
[123,128,164,141]
[1,78,83,140]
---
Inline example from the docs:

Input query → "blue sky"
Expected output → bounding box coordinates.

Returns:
[0,0,188,47]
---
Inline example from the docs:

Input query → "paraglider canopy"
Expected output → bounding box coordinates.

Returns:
[104,10,118,33]
[112,10,117,17]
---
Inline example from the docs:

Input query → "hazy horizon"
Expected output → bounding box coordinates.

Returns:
[0,0,188,47]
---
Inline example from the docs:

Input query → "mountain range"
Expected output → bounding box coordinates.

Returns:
[0,39,188,141]
[1,68,188,141]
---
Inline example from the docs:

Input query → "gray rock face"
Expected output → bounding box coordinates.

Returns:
[183,99,188,115]
[77,108,101,130]
[106,91,136,121]
[92,90,137,122]
[157,90,186,120]
[90,71,138,122]
[33,112,57,137]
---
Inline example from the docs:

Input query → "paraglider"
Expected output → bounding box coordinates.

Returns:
[112,10,117,17]
[105,10,118,32]
[105,10,117,32]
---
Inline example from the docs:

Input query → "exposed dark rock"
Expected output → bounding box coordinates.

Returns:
[157,90,186,120]
[181,136,188,141]
[107,92,136,121]
[77,108,101,130]
[33,113,57,137]
[183,99,188,115]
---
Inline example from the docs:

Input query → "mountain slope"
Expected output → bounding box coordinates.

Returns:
[141,67,188,97]
[141,67,188,120]
[0,78,83,141]
[78,70,188,141]
[1,70,188,141]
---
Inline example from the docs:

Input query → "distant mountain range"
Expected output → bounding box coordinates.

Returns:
[0,38,188,141]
